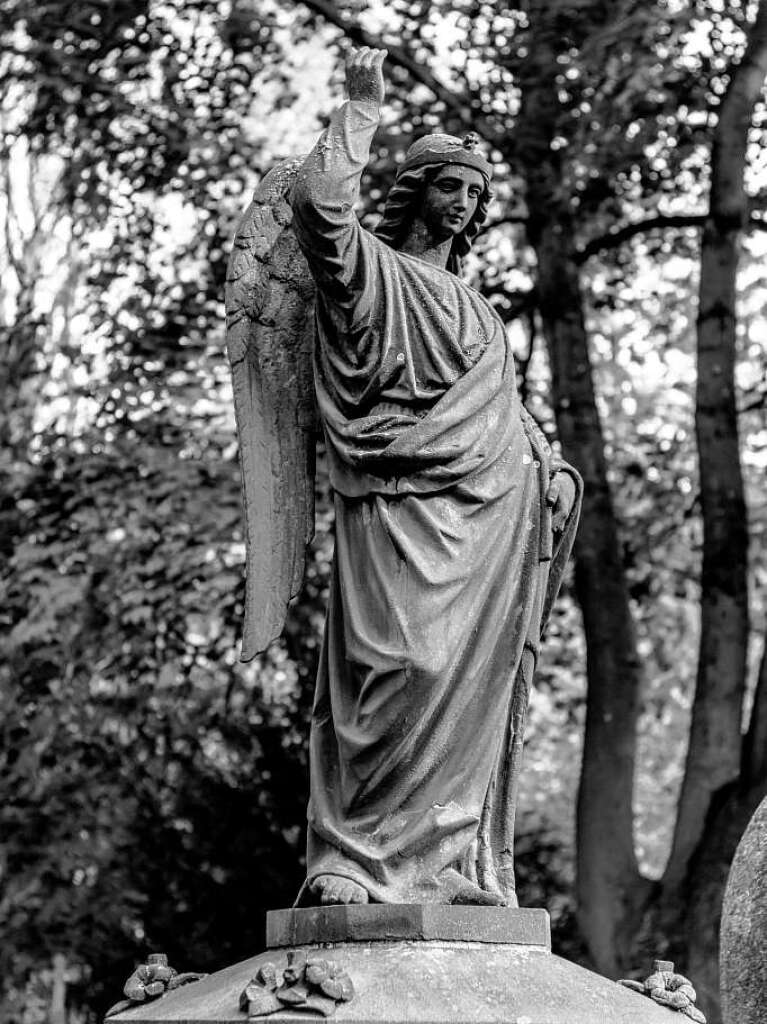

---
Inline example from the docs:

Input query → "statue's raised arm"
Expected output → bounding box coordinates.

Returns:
[227,47,581,910]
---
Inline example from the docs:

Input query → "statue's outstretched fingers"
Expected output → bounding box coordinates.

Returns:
[346,46,364,68]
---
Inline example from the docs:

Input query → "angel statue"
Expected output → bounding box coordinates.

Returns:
[225,47,582,909]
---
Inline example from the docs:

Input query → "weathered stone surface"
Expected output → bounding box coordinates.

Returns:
[282,951,307,985]
[303,994,337,1018]
[118,954,207,1010]
[240,949,354,1018]
[720,794,767,1024]
[241,983,264,1011]
[167,974,208,992]
[618,960,706,1022]
[276,984,308,1006]
[245,988,282,1017]
[306,960,331,987]
[105,1000,134,1018]
[266,904,550,949]
[107,933,681,1023]
[614,958,704,1024]
[256,964,282,991]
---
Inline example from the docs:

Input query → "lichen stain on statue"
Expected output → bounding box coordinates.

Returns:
[225,47,582,912]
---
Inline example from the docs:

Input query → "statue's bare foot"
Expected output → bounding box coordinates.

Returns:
[449,881,508,906]
[310,874,369,905]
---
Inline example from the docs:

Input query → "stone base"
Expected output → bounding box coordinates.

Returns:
[266,905,551,949]
[108,906,679,1023]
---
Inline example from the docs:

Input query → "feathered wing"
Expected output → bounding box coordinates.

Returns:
[225,157,317,661]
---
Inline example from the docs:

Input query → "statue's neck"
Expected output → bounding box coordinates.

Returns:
[399,219,452,269]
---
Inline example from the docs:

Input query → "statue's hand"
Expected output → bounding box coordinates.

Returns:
[345,46,387,105]
[546,470,577,532]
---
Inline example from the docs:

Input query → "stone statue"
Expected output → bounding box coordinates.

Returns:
[225,47,581,910]
[720,794,767,1024]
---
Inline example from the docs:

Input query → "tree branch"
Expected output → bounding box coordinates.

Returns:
[739,390,767,414]
[575,214,707,263]
[476,213,529,236]
[516,311,537,406]
[481,284,537,321]
[576,203,767,263]
[297,0,503,142]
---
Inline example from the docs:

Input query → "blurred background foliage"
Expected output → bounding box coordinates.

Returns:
[1,1,766,1022]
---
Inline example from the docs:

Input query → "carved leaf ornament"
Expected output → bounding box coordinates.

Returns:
[105,953,207,1017]
[618,960,706,1022]
[240,950,355,1018]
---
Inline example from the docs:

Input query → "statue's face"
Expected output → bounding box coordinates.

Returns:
[420,165,485,241]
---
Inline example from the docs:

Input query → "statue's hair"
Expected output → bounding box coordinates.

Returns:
[374,164,492,276]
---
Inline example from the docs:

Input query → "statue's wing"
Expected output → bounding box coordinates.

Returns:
[225,156,317,661]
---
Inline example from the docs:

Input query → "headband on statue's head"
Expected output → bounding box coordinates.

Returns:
[396,131,493,186]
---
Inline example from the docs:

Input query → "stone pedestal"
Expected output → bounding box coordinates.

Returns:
[108,906,679,1023]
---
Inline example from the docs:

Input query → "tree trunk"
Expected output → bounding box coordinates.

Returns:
[680,625,767,1024]
[0,154,48,456]
[515,9,649,970]
[534,219,652,975]
[742,625,767,789]
[665,0,767,893]
[652,9,767,1020]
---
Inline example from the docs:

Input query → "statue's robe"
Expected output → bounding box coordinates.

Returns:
[291,101,581,904]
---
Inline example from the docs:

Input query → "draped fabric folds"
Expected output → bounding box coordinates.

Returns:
[290,101,581,905]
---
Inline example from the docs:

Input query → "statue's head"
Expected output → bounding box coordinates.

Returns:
[376,131,493,273]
